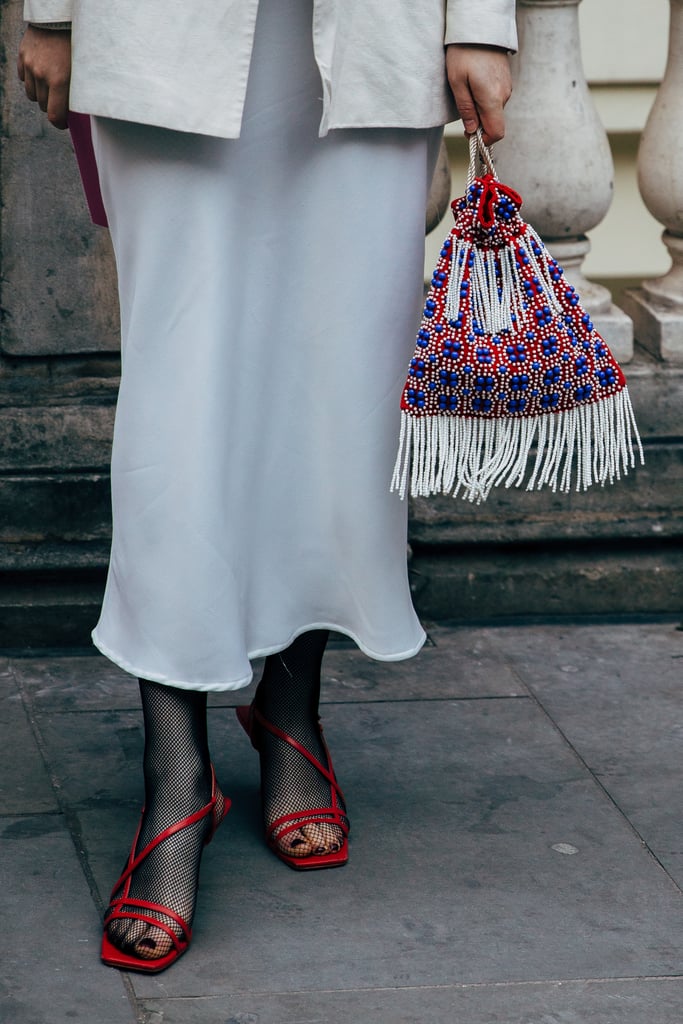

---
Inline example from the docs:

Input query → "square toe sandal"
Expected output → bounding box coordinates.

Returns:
[236,703,349,870]
[101,766,229,973]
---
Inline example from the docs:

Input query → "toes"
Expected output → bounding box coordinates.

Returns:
[106,918,174,961]
[270,819,347,859]
[299,822,344,855]
[133,927,173,960]
[275,828,318,858]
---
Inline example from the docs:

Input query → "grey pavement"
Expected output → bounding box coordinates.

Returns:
[1,620,682,1024]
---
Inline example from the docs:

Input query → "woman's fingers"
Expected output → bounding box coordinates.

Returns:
[21,67,36,102]
[46,79,70,129]
[35,78,49,113]
[450,76,490,140]
[473,98,507,148]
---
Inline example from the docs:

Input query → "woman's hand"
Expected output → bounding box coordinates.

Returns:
[17,25,72,130]
[446,44,512,146]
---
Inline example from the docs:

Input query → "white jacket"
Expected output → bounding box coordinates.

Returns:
[25,0,517,139]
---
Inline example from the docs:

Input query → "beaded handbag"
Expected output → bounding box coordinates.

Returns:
[392,132,642,504]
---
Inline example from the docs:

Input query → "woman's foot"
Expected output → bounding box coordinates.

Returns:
[251,706,347,861]
[247,631,349,864]
[103,679,226,967]
[104,771,227,962]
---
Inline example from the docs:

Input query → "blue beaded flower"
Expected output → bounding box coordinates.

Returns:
[597,366,616,388]
[439,369,459,388]
[506,343,526,363]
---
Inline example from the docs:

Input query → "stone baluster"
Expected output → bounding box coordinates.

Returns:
[493,0,633,362]
[622,0,683,362]
[426,140,451,236]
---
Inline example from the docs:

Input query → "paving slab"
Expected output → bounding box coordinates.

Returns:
[0,814,133,1024]
[8,652,140,712]
[494,622,683,885]
[139,977,683,1024]
[210,625,526,707]
[32,698,683,1003]
[318,625,527,703]
[9,626,527,716]
[0,672,57,814]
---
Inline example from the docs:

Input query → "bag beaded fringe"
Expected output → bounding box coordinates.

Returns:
[392,132,643,504]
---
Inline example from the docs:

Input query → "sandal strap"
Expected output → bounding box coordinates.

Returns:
[249,705,346,807]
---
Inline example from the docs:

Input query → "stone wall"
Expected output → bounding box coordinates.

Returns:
[1,2,117,643]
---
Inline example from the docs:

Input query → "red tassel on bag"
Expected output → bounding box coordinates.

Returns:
[392,132,643,504]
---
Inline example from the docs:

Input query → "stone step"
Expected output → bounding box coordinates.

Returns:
[1,542,681,648]
[410,542,683,622]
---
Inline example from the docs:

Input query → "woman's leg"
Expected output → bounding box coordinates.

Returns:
[252,630,348,858]
[105,680,226,962]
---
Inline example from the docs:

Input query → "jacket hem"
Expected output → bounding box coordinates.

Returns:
[73,94,459,142]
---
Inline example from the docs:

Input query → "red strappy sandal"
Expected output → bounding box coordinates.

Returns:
[101,766,229,973]
[236,703,349,870]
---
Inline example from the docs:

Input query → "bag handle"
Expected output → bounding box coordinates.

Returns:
[467,129,497,185]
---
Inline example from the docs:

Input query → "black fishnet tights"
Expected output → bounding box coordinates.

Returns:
[254,630,348,858]
[105,680,224,962]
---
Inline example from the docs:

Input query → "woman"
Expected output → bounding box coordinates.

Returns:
[18,0,515,973]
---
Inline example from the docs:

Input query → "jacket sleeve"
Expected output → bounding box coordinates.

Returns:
[445,0,518,52]
[23,0,74,23]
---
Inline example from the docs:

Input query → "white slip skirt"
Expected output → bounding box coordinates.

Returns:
[90,0,440,690]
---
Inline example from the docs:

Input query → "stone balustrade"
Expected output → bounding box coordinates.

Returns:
[494,0,632,363]
[0,0,681,641]
[622,0,683,363]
